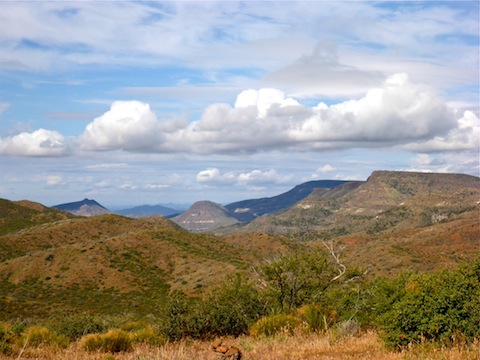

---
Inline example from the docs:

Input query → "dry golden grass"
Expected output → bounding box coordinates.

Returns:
[2,331,478,360]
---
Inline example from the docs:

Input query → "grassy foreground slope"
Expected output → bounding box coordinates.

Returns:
[0,331,478,359]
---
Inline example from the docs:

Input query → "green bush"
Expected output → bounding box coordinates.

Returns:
[256,250,334,312]
[249,314,302,337]
[50,312,105,341]
[377,261,480,349]
[200,273,266,337]
[81,329,133,353]
[160,274,265,340]
[159,290,197,340]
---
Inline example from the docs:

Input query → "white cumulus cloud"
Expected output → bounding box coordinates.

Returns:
[405,110,479,152]
[79,100,161,151]
[165,74,459,154]
[318,164,336,173]
[0,129,69,156]
[196,168,289,185]
[196,168,236,184]
[238,169,282,184]
[234,88,300,117]
[58,74,477,157]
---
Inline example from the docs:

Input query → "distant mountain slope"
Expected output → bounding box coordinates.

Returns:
[116,204,180,218]
[172,201,240,232]
[52,198,111,217]
[243,171,480,235]
[0,198,73,235]
[225,180,356,222]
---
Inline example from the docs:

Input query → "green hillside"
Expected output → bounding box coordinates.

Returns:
[0,171,479,322]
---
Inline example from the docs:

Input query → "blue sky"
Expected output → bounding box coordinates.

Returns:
[0,1,478,208]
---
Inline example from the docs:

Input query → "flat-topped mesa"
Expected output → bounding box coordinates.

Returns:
[366,170,480,195]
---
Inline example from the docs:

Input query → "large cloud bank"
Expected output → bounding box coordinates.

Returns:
[0,74,478,157]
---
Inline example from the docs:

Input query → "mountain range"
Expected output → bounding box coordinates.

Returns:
[171,180,355,231]
[0,169,478,321]
[53,180,355,230]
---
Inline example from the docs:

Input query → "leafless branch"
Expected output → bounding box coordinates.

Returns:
[322,240,347,281]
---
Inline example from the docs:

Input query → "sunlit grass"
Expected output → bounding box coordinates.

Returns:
[1,330,478,360]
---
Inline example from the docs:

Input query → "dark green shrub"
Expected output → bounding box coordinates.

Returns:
[256,250,334,312]
[160,290,198,340]
[200,273,266,337]
[378,261,480,349]
[355,274,407,327]
[160,274,266,340]
[50,312,105,341]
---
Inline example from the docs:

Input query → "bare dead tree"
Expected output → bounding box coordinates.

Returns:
[322,240,347,281]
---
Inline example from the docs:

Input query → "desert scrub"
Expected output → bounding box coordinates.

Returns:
[49,312,105,341]
[0,322,25,355]
[18,325,69,349]
[131,325,166,346]
[121,321,166,346]
[80,328,133,353]
[332,318,361,338]
[249,314,302,337]
[296,304,338,333]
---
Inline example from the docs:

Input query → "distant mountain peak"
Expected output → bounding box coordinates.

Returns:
[52,198,110,217]
[172,200,239,232]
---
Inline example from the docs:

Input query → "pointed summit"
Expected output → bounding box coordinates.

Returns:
[172,200,239,232]
[52,199,111,217]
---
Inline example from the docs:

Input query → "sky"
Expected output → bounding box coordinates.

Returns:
[0,1,479,209]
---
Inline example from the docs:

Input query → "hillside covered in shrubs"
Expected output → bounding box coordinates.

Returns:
[1,252,479,357]
[0,170,479,358]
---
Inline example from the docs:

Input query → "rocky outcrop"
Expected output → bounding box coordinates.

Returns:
[211,339,242,359]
